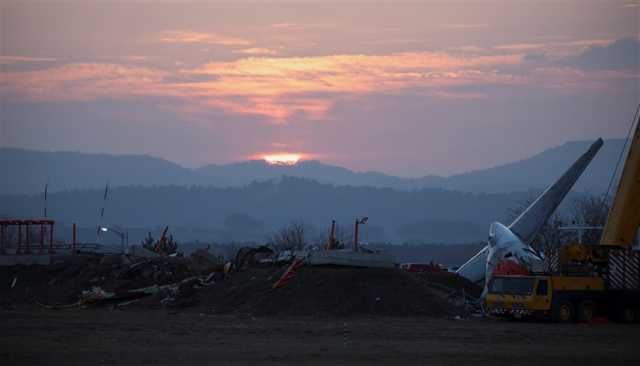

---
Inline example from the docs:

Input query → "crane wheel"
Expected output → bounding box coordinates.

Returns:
[577,301,596,323]
[552,301,574,323]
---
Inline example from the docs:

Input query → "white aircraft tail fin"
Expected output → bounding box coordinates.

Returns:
[509,138,603,245]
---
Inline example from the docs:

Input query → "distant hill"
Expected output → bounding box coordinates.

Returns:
[438,139,622,194]
[0,148,194,194]
[0,138,623,195]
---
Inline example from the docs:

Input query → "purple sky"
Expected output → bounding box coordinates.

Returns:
[1,1,639,176]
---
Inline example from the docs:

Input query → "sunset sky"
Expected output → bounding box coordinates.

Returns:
[2,1,639,176]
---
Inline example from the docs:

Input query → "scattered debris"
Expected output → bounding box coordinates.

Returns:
[232,246,275,271]
[127,245,160,258]
[189,247,224,274]
[1,249,481,318]
[272,257,305,289]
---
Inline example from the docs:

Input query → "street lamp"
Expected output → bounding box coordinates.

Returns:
[353,216,368,252]
[99,226,128,253]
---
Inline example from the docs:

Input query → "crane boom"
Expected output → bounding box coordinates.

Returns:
[600,116,640,247]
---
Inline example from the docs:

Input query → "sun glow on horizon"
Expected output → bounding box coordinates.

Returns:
[263,153,303,165]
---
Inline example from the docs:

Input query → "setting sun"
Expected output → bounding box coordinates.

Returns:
[263,153,302,165]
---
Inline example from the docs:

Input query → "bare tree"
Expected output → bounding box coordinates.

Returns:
[568,195,610,245]
[531,214,567,253]
[271,220,307,251]
[506,194,610,254]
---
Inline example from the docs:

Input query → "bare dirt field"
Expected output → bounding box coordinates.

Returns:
[1,309,638,366]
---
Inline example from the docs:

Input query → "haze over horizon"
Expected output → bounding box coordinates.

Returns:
[2,1,639,176]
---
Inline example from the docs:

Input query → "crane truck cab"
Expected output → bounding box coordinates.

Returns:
[485,243,640,323]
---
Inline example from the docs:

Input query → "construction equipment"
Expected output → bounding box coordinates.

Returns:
[485,114,640,323]
[324,220,337,250]
[307,218,395,269]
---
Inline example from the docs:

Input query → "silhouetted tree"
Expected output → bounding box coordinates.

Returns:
[507,194,610,254]
[271,220,307,251]
[568,195,610,245]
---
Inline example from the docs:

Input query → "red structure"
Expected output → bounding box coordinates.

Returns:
[0,219,55,255]
[493,259,530,276]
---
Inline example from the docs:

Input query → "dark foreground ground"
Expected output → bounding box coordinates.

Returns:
[1,309,638,366]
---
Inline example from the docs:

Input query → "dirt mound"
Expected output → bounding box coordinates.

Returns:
[411,271,483,299]
[1,257,479,317]
[199,266,452,317]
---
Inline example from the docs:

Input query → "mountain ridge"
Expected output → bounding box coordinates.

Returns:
[1,138,622,195]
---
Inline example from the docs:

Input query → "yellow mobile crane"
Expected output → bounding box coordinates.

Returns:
[485,115,640,323]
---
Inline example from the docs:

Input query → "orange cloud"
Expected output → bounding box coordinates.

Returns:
[186,52,523,95]
[138,52,522,121]
[234,47,279,56]
[158,31,251,46]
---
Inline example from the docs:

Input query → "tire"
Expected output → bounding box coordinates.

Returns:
[552,301,575,323]
[577,301,596,323]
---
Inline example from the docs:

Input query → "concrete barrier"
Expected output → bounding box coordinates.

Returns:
[306,249,395,269]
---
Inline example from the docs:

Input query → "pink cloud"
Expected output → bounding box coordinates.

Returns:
[440,23,489,29]
[3,46,632,123]
[1,63,168,102]
[0,56,57,64]
[494,38,617,59]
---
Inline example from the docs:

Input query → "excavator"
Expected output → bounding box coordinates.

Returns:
[484,114,640,323]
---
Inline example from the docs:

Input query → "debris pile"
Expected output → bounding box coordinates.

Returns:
[2,251,481,317]
[0,251,223,309]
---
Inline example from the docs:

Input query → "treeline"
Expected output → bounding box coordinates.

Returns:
[0,176,551,245]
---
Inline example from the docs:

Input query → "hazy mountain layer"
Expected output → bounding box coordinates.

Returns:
[1,138,621,195]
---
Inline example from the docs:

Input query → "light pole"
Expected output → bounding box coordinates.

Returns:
[353,217,368,252]
[99,226,127,253]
